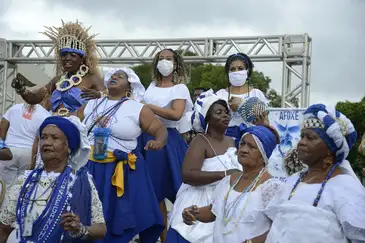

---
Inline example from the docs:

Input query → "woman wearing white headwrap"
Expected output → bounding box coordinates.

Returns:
[166,89,242,243]
[0,116,106,243]
[182,125,282,243]
[265,104,365,243]
[75,68,168,243]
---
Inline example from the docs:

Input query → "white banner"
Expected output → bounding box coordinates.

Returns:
[268,108,305,178]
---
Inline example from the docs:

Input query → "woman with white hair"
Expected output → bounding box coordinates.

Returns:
[75,68,168,243]
[0,116,106,243]
[265,104,365,242]
[166,89,242,242]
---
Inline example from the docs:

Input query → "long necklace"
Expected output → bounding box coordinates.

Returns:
[221,168,266,235]
[288,164,338,206]
[55,64,89,92]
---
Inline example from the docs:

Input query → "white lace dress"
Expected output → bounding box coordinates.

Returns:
[265,174,365,243]
[0,171,105,243]
[211,176,282,243]
[168,147,242,243]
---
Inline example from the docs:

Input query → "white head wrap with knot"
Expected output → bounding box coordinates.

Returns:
[191,89,227,133]
[104,67,145,102]
[36,115,91,171]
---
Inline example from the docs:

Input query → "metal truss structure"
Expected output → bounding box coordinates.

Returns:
[0,34,312,113]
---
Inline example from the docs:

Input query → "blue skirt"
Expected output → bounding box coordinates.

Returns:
[137,128,187,203]
[166,227,190,243]
[87,150,164,243]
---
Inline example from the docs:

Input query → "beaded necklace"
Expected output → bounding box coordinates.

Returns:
[15,166,73,242]
[221,168,266,235]
[287,163,339,206]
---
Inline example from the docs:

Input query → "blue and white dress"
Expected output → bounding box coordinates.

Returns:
[138,82,193,203]
[84,98,164,243]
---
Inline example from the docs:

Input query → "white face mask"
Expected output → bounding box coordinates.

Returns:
[157,60,174,76]
[228,70,248,86]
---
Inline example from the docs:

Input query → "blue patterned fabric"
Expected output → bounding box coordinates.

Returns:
[303,104,357,163]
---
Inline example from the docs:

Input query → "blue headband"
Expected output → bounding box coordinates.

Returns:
[242,125,277,160]
[60,48,85,57]
[39,116,81,154]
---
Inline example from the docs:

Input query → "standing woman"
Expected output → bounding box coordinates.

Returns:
[139,49,193,242]
[76,68,168,243]
[216,53,267,147]
[11,20,105,117]
[167,90,242,243]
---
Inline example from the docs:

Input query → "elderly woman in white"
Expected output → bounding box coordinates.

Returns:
[0,116,106,243]
[166,90,242,242]
[265,104,365,243]
[76,68,168,243]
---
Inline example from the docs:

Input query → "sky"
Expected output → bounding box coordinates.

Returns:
[0,0,364,106]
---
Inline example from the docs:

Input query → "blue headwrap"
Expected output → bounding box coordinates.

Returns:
[39,116,81,154]
[303,104,357,164]
[241,125,278,164]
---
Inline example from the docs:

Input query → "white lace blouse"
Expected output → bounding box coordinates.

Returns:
[0,170,105,228]
[211,176,282,243]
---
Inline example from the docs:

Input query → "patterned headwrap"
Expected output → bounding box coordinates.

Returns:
[191,89,228,133]
[240,126,278,164]
[302,104,357,163]
[37,116,91,170]
[238,96,268,125]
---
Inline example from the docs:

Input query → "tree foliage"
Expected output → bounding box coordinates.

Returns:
[336,99,365,174]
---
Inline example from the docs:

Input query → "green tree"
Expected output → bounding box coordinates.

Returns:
[336,99,365,174]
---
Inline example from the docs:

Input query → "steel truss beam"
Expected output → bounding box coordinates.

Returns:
[0,34,312,113]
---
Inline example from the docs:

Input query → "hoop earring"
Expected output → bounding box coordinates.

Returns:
[125,91,132,98]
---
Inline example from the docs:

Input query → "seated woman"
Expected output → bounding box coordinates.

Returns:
[183,125,282,243]
[11,20,105,118]
[0,116,106,243]
[166,89,242,243]
[216,53,268,147]
[265,104,365,243]
[76,68,168,243]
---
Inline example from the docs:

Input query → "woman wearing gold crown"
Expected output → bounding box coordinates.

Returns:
[11,20,105,117]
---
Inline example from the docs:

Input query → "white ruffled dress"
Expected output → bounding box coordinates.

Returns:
[211,176,282,243]
[168,147,242,242]
[265,173,365,243]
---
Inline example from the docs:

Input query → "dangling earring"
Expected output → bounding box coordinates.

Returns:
[323,151,333,169]
[205,123,209,133]
[173,70,178,83]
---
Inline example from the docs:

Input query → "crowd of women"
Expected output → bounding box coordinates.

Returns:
[0,19,363,243]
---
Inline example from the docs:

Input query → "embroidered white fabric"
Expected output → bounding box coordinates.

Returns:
[265,174,365,243]
[168,147,242,243]
[211,177,283,243]
[0,171,105,230]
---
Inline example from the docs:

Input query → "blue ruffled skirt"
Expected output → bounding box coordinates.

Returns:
[87,150,164,243]
[166,227,190,243]
[137,128,187,203]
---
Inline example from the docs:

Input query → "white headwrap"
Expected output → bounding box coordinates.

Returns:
[36,116,91,171]
[104,67,145,102]
[191,89,227,133]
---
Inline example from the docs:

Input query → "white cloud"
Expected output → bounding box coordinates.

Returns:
[1,0,364,107]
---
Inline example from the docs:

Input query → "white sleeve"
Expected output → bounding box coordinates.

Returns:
[215,89,229,102]
[259,178,284,208]
[252,89,268,104]
[0,176,24,226]
[332,175,365,242]
[173,84,193,112]
[88,175,106,225]
[211,176,231,217]
[2,104,16,121]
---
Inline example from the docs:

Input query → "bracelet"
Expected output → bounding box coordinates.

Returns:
[224,170,227,177]
[15,87,27,95]
[70,224,87,239]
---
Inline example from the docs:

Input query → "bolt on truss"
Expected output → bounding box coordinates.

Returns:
[0,34,311,113]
